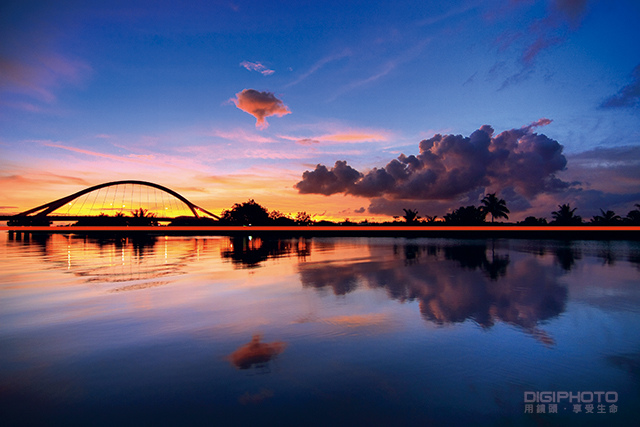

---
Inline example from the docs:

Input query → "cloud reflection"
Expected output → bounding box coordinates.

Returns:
[229,334,287,370]
[298,241,568,335]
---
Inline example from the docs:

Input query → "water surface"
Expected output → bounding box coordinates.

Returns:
[1,232,639,426]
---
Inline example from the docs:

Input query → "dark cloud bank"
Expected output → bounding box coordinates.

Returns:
[295,119,584,216]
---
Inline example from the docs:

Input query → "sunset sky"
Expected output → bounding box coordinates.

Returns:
[1,0,639,221]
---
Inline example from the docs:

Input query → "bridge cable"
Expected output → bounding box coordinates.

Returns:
[130,183,135,214]
[101,186,110,215]
[88,188,99,215]
[77,191,88,216]
[112,185,118,214]
[65,197,73,215]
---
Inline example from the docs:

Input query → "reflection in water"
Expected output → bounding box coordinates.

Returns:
[598,241,617,266]
[2,233,640,426]
[4,234,313,283]
[300,241,567,340]
[554,242,582,270]
[4,233,202,286]
[221,236,310,268]
[229,334,287,371]
[631,251,640,270]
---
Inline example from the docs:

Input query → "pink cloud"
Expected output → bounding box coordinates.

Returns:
[526,117,553,129]
[211,128,277,143]
[279,129,389,145]
[240,61,275,76]
[41,142,148,164]
[231,89,291,129]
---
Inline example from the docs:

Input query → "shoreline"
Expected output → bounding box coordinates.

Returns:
[2,225,640,240]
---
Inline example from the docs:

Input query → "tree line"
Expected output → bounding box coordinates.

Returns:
[215,195,640,226]
[49,195,639,227]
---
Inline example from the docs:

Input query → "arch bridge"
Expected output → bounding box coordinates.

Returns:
[2,180,220,225]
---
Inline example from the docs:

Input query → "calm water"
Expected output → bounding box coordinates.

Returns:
[1,232,639,426]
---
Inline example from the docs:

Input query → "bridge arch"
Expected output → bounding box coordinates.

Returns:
[16,180,220,220]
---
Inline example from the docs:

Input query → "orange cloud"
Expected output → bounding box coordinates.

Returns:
[320,133,387,142]
[278,130,389,145]
[231,89,291,129]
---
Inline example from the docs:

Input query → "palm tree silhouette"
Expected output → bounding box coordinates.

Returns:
[131,208,155,218]
[551,204,582,225]
[591,209,621,225]
[481,193,510,223]
[402,208,420,223]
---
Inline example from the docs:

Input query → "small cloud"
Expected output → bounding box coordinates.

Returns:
[211,128,277,143]
[526,117,553,129]
[278,129,389,145]
[240,61,275,76]
[296,138,321,145]
[230,89,291,129]
[354,207,366,213]
[128,154,156,160]
[600,64,640,109]
[320,133,388,143]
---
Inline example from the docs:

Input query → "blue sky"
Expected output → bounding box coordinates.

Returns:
[1,0,639,221]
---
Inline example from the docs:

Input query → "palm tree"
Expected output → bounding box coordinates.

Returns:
[402,208,420,223]
[481,193,509,223]
[424,215,438,223]
[591,209,621,225]
[551,204,582,225]
[131,208,155,218]
[130,208,157,226]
